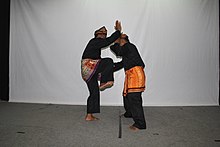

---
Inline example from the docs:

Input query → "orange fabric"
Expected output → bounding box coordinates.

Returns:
[123,66,146,96]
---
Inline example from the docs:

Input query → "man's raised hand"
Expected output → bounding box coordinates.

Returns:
[115,20,122,32]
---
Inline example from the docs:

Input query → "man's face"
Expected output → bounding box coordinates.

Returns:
[119,34,127,44]
[97,27,107,39]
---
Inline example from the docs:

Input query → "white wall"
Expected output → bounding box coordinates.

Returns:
[10,0,219,106]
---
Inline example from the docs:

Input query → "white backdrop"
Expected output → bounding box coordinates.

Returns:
[10,0,219,106]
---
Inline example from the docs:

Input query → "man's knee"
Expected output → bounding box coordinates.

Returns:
[102,58,113,64]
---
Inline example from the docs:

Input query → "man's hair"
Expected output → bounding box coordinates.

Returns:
[124,36,129,42]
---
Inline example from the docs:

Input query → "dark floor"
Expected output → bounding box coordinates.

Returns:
[0,102,220,147]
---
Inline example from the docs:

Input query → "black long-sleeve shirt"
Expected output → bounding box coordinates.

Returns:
[82,30,121,59]
[110,42,145,71]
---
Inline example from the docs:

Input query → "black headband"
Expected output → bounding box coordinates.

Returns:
[94,26,106,36]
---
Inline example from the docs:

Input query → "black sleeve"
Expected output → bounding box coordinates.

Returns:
[110,43,130,57]
[95,30,121,49]
[110,43,121,56]
[113,61,124,72]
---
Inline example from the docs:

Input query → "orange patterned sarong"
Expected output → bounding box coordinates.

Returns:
[123,66,146,96]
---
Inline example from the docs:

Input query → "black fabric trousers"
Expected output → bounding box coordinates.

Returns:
[86,58,114,113]
[123,92,146,129]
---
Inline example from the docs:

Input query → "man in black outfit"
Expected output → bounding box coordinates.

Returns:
[81,20,122,121]
[111,34,146,131]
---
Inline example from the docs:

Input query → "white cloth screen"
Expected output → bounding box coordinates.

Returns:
[10,0,219,106]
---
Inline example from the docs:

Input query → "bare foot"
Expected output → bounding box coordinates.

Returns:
[85,114,99,121]
[91,115,99,120]
[129,125,139,131]
[99,81,114,91]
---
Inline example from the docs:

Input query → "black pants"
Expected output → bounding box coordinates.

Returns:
[86,58,114,113]
[123,92,146,129]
